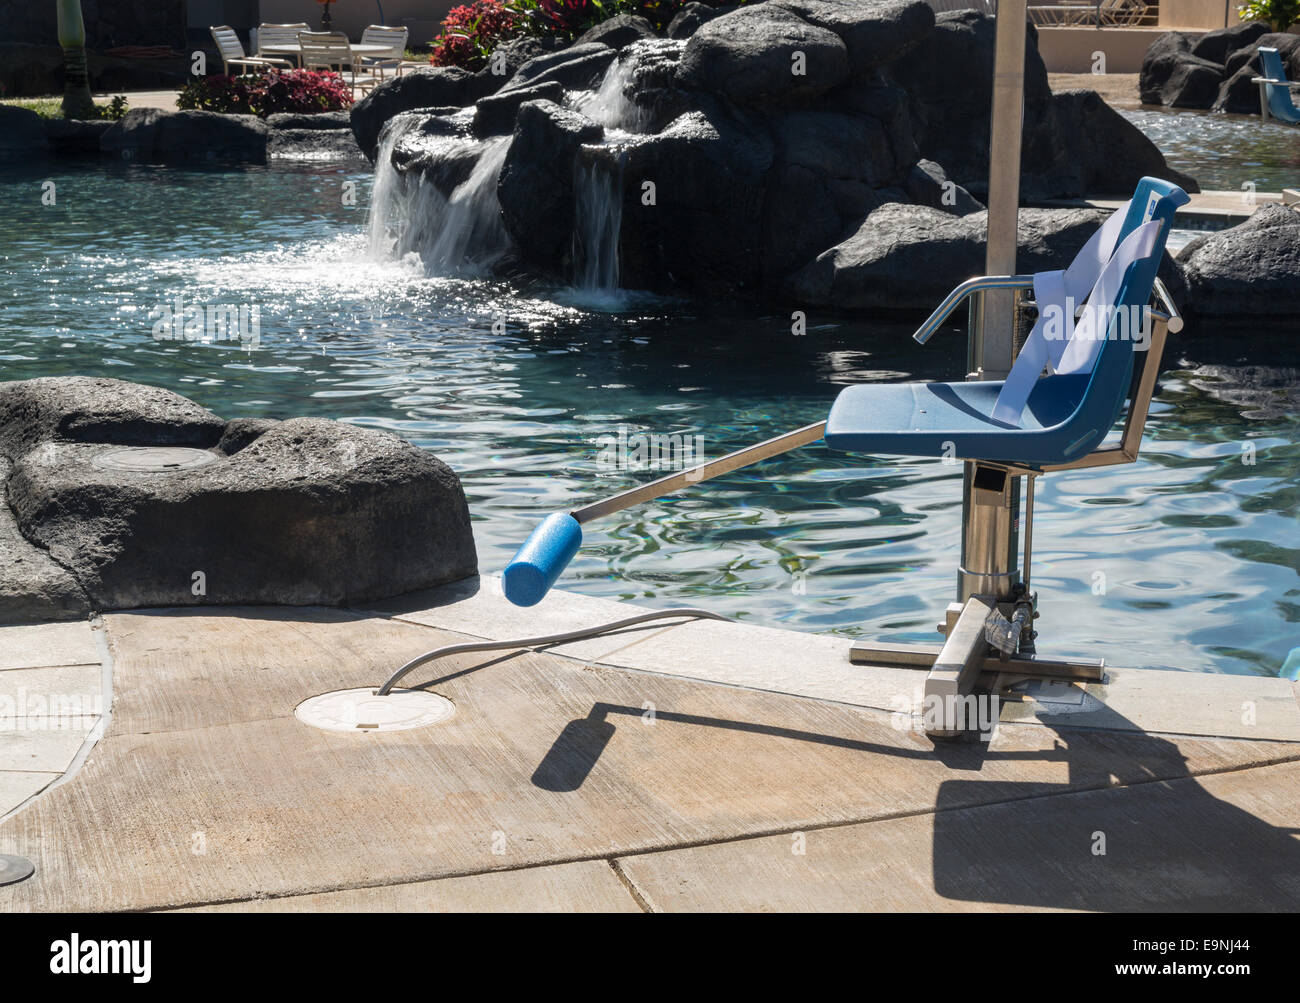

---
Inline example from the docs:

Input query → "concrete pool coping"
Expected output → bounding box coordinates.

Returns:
[369,577,1300,744]
[1,578,1298,912]
[1032,190,1287,227]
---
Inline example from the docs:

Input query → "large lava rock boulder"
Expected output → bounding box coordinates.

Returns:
[575,13,659,49]
[0,378,477,613]
[895,12,1191,199]
[761,107,902,273]
[100,109,269,164]
[891,11,1054,196]
[0,377,224,462]
[1179,204,1300,320]
[44,118,114,156]
[1140,31,1223,107]
[267,111,352,130]
[668,2,727,39]
[771,0,935,75]
[500,43,619,93]
[1043,89,1198,196]
[905,158,984,215]
[498,100,604,266]
[1156,54,1224,108]
[677,4,851,104]
[785,203,1110,311]
[603,102,775,294]
[0,456,90,623]
[0,104,49,160]
[473,80,566,137]
[1190,20,1272,64]
[351,67,497,160]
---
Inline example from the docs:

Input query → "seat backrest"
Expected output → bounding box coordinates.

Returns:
[1260,47,1288,82]
[299,31,353,69]
[1025,176,1188,460]
[992,175,1182,427]
[1259,48,1300,121]
[210,25,245,62]
[361,25,409,57]
[257,22,309,54]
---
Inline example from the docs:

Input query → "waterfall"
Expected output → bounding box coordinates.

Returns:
[563,53,649,302]
[569,57,648,133]
[366,120,512,277]
[366,115,419,259]
[572,153,624,297]
[416,135,512,275]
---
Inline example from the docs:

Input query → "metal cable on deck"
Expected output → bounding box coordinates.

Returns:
[377,607,733,695]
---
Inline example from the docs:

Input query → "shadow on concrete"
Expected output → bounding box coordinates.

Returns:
[930,710,1300,910]
[537,697,1300,910]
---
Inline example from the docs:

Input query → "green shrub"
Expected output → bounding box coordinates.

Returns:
[176,70,354,116]
[1237,0,1299,31]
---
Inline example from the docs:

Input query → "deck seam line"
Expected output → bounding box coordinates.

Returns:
[608,858,654,913]
[0,661,103,674]
[144,750,1300,914]
[0,616,114,826]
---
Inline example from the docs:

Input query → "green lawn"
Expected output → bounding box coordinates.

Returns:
[1,97,66,119]
[2,95,128,120]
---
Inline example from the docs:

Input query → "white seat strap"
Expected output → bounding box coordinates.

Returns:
[990,199,1132,427]
[1057,219,1161,375]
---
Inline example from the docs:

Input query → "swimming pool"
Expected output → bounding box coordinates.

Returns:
[1,155,1295,677]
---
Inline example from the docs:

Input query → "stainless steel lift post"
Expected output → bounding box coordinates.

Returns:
[846,0,1183,736]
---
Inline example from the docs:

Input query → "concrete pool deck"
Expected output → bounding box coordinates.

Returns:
[2,576,1299,912]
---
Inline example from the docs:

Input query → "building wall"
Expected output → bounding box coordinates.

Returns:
[0,1,187,50]
[1158,0,1240,29]
[1036,26,1179,73]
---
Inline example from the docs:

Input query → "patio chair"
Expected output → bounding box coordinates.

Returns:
[255,22,310,67]
[210,25,291,76]
[298,31,381,95]
[1098,0,1153,25]
[359,24,410,80]
[1253,48,1300,124]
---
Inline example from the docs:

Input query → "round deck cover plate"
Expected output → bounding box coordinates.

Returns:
[93,446,218,473]
[0,854,35,887]
[295,688,456,733]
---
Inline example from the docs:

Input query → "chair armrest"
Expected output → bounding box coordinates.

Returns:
[912,274,1035,344]
[1150,277,1182,333]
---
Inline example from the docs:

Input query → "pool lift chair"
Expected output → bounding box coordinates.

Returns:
[430,177,1188,739]
[1253,48,1300,125]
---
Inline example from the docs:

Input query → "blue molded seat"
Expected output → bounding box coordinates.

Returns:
[1259,47,1300,124]
[824,177,1189,468]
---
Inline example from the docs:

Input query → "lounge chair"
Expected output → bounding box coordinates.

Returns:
[255,22,310,67]
[1098,0,1154,25]
[359,25,410,80]
[209,25,291,76]
[1253,48,1300,124]
[297,31,381,96]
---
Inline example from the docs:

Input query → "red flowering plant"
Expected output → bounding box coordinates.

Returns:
[431,0,533,70]
[536,0,599,34]
[259,69,355,113]
[177,69,354,116]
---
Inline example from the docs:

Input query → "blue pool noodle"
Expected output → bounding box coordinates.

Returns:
[503,512,583,607]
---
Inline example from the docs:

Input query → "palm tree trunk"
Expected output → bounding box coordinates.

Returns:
[57,0,97,119]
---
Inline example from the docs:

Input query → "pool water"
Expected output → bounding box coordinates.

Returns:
[1,160,1296,678]
[1120,107,1300,193]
